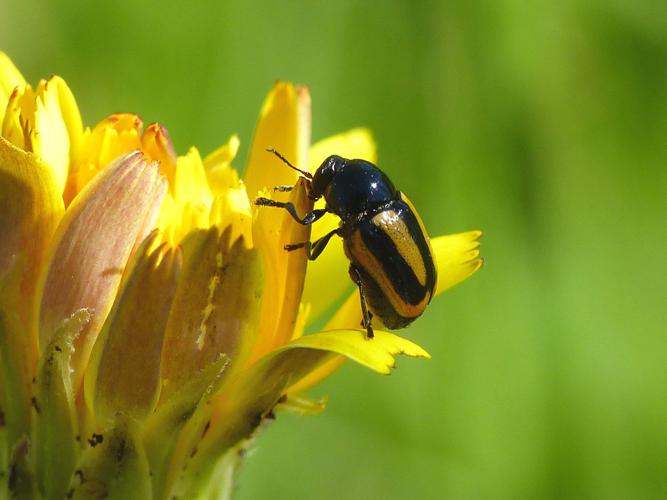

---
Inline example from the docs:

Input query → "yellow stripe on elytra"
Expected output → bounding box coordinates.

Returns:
[399,193,435,277]
[347,230,429,319]
[370,210,427,287]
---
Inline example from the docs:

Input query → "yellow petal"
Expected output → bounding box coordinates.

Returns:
[302,128,378,321]
[159,228,263,401]
[0,52,26,123]
[1,75,83,197]
[243,82,311,198]
[231,328,429,424]
[0,137,64,331]
[86,239,181,427]
[37,152,166,392]
[282,329,430,375]
[433,230,483,296]
[286,355,345,396]
[243,83,312,358]
[67,113,144,201]
[209,187,252,246]
[284,293,358,395]
[173,146,212,205]
[249,179,312,361]
[308,127,376,173]
[1,85,33,150]
[204,134,240,194]
[52,76,84,161]
[21,77,83,195]
[202,135,251,246]
[156,147,217,243]
[290,302,311,341]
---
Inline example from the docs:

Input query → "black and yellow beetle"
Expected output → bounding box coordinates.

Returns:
[255,150,437,339]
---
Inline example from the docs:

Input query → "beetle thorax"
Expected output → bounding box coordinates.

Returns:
[315,157,398,221]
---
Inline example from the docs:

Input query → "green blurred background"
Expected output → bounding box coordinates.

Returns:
[3,0,666,498]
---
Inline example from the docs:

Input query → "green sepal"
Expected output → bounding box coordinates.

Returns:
[198,442,247,500]
[33,309,91,500]
[7,437,39,499]
[143,355,229,500]
[67,420,150,500]
[163,372,290,498]
[0,388,7,500]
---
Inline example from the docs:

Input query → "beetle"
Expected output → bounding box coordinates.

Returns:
[255,149,437,339]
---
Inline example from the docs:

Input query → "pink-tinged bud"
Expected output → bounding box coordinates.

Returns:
[37,151,166,391]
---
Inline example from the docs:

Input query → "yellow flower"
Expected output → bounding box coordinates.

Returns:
[0,54,482,499]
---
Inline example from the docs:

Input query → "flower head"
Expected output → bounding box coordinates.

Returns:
[0,54,482,498]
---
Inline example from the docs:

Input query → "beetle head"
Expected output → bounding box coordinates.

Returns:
[311,155,345,198]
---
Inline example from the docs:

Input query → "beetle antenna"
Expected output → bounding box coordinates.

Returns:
[266,148,313,180]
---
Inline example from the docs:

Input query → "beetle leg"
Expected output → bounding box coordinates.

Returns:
[349,264,375,339]
[273,185,294,192]
[284,242,307,251]
[255,198,328,225]
[309,229,341,260]
[359,311,374,328]
[284,228,341,260]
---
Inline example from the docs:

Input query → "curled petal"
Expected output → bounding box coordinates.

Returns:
[38,152,166,391]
